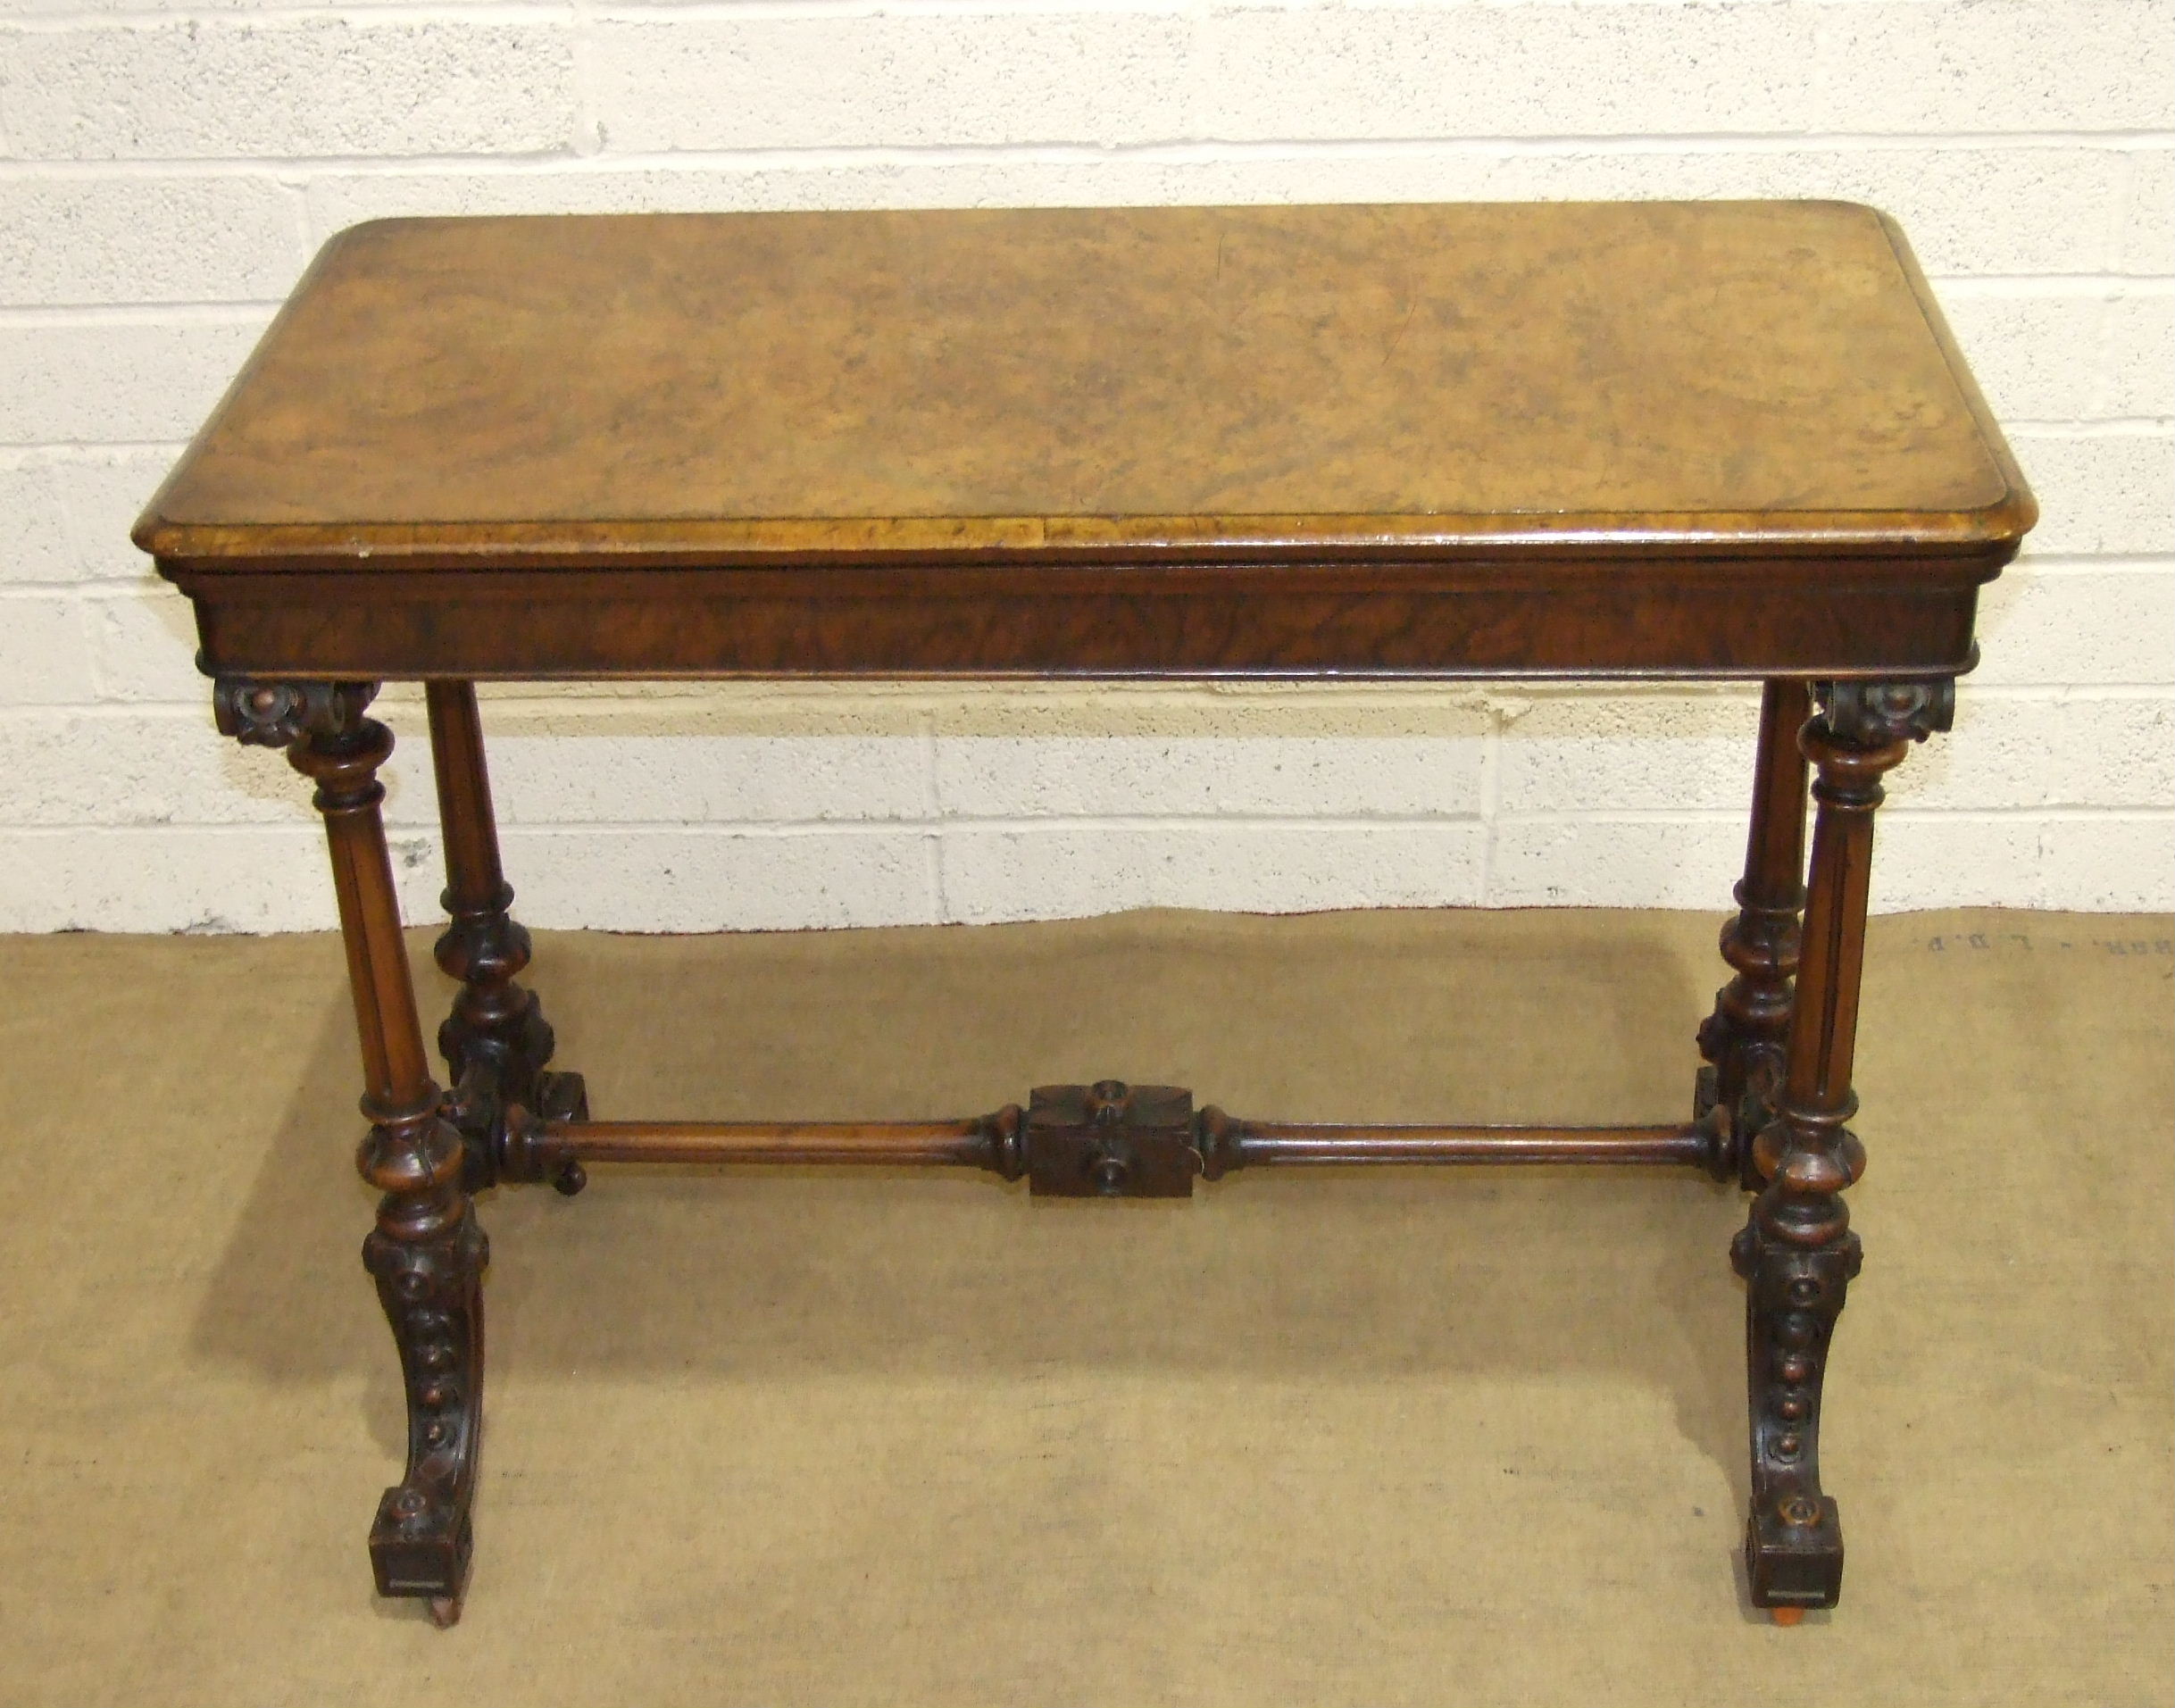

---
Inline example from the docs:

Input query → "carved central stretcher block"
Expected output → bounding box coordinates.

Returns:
[1025,1080,1199,1197]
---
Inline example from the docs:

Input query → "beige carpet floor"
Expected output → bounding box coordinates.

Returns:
[0,907,2168,1707]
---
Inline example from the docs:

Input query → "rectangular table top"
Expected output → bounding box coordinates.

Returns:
[138,202,2029,571]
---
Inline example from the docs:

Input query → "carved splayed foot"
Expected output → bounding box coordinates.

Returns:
[363,1199,487,1607]
[1734,1213,1861,1610]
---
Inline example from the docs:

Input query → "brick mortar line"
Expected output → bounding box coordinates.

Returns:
[13,0,1180,19]
[569,0,604,160]
[1477,692,1506,904]
[2089,286,2127,420]
[12,151,2175,193]
[2114,146,2146,273]
[0,441,189,462]
[3,806,2171,837]
[1942,277,2175,296]
[2005,418,2175,434]
[570,0,2157,18]
[2,4,580,29]
[7,137,2175,179]
[0,304,280,325]
[1996,556,2175,572]
[0,0,2168,28]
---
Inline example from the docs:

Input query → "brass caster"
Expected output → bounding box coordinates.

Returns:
[1769,1606,1805,1628]
[428,1595,463,1629]
[552,1161,587,1197]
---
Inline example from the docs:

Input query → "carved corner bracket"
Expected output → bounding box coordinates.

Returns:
[1814,679,1954,748]
[212,677,379,746]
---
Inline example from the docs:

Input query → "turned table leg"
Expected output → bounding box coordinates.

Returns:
[1733,679,1952,1619]
[424,680,586,1191]
[215,679,486,1627]
[1698,679,1812,1186]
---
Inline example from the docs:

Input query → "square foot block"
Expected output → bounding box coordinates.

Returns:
[1746,1496,1844,1610]
[369,1486,473,1605]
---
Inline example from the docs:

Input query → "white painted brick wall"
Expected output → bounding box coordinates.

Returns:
[1,0,2169,934]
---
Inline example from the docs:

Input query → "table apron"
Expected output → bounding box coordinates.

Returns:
[169,562,1991,680]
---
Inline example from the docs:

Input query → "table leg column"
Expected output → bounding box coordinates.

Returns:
[1697,679,1812,1187]
[425,680,585,1190]
[214,679,487,1627]
[1733,679,1951,1619]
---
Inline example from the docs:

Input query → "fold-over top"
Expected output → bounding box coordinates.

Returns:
[136,201,2033,569]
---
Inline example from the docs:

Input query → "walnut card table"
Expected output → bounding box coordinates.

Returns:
[136,202,2034,1626]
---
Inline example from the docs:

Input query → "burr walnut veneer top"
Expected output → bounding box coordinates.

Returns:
[137,201,2030,569]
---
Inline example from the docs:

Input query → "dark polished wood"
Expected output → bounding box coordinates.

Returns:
[423,680,583,1192]
[1734,680,1950,1613]
[1697,677,1813,1182]
[517,1098,1728,1190]
[514,1113,1021,1174]
[1200,1112,1725,1173]
[147,204,2034,1626]
[219,685,484,1629]
[142,204,2026,686]
[169,559,2001,682]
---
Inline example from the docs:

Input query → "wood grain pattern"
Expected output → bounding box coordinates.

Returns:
[137,202,2031,569]
[171,558,1997,679]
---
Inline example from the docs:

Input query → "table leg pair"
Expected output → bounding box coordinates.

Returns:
[212,672,1951,1624]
